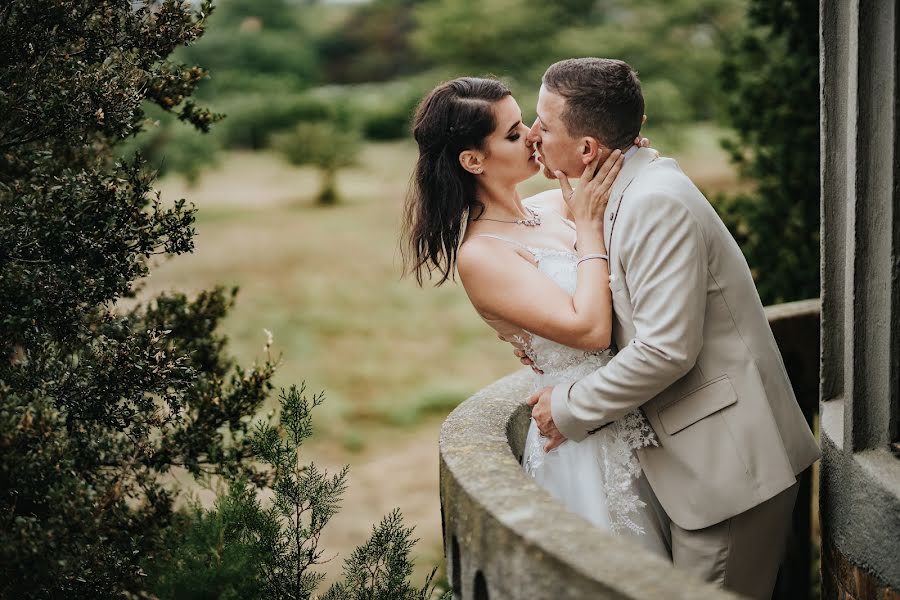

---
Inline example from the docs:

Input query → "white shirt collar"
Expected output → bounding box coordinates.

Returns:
[622,144,639,162]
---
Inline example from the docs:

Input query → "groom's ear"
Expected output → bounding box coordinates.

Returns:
[459,150,484,175]
[580,137,604,165]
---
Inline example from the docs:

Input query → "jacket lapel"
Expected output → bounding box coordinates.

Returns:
[604,147,659,251]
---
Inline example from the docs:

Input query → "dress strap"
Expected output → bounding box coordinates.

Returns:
[472,234,535,254]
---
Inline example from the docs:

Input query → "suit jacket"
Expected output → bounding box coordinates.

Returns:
[550,147,820,530]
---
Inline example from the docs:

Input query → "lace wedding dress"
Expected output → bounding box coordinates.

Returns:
[476,233,671,558]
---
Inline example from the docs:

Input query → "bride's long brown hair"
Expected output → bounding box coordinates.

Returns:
[401,77,511,286]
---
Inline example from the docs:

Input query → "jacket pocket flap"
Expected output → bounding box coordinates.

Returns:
[659,376,737,435]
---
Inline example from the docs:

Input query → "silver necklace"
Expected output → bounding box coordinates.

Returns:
[474,207,542,227]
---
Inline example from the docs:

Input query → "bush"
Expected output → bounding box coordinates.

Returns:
[714,0,820,304]
[361,95,419,141]
[0,2,440,596]
[363,107,412,141]
[143,488,268,600]
[217,93,339,150]
[120,104,222,185]
[144,385,450,600]
[0,2,268,594]
[304,78,433,142]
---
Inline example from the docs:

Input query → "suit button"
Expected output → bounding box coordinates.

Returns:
[609,211,615,220]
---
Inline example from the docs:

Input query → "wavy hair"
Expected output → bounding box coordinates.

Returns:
[401,77,511,286]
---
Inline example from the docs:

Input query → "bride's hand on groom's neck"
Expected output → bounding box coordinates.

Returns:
[635,114,651,148]
[557,149,624,226]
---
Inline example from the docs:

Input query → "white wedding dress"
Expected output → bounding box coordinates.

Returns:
[476,232,672,558]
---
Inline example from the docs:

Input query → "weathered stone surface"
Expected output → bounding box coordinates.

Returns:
[440,371,738,600]
[440,300,823,599]
[820,0,900,597]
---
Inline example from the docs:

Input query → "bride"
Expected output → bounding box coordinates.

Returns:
[402,77,670,557]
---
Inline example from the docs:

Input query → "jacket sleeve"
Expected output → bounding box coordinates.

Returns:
[551,190,708,441]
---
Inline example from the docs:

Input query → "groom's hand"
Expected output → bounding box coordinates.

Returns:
[527,386,567,451]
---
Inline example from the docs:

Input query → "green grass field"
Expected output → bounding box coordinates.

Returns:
[140,124,742,585]
[146,142,524,443]
[146,124,741,442]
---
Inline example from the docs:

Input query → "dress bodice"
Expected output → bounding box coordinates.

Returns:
[510,246,614,387]
[472,234,613,383]
[473,229,659,536]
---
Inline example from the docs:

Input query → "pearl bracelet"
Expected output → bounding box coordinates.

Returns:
[576,253,609,266]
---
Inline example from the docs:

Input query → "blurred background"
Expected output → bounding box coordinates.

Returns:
[127,0,817,585]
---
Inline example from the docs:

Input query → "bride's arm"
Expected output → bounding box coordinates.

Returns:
[457,152,621,352]
[458,239,610,351]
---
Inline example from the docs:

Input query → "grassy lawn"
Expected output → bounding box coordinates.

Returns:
[146,141,526,442]
[140,124,742,584]
[146,124,740,439]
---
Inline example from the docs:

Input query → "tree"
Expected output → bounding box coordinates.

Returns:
[275,120,361,206]
[0,1,439,597]
[714,0,820,304]
[0,1,260,596]
[121,103,222,186]
[247,385,448,600]
[411,0,558,82]
[144,384,450,600]
[410,0,743,124]
[175,0,320,100]
[321,509,443,600]
[317,0,424,84]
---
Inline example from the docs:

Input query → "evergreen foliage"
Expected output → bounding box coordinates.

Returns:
[0,2,445,597]
[143,486,270,599]
[715,0,820,304]
[145,385,450,600]
[0,2,261,596]
[411,0,744,124]
[317,0,423,84]
[321,509,441,600]
[248,385,349,598]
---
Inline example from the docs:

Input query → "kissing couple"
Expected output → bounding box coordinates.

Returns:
[402,58,820,600]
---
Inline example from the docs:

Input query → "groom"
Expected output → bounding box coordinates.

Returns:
[521,58,820,600]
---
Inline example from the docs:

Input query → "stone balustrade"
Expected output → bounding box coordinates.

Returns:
[439,299,821,600]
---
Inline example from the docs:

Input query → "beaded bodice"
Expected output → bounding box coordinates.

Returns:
[508,246,615,384]
[475,231,659,536]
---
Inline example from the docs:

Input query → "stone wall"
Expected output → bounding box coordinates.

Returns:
[439,371,736,600]
[819,0,900,598]
[439,300,821,600]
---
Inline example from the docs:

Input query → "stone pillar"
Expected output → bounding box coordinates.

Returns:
[819,1,900,598]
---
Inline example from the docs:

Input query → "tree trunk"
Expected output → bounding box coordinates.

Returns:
[317,169,338,206]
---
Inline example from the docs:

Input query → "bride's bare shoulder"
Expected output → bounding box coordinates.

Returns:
[523,189,567,215]
[458,235,504,270]
[457,234,526,280]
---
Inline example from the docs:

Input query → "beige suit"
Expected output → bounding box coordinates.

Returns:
[550,148,820,597]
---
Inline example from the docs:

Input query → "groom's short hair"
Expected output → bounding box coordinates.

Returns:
[542,58,644,150]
